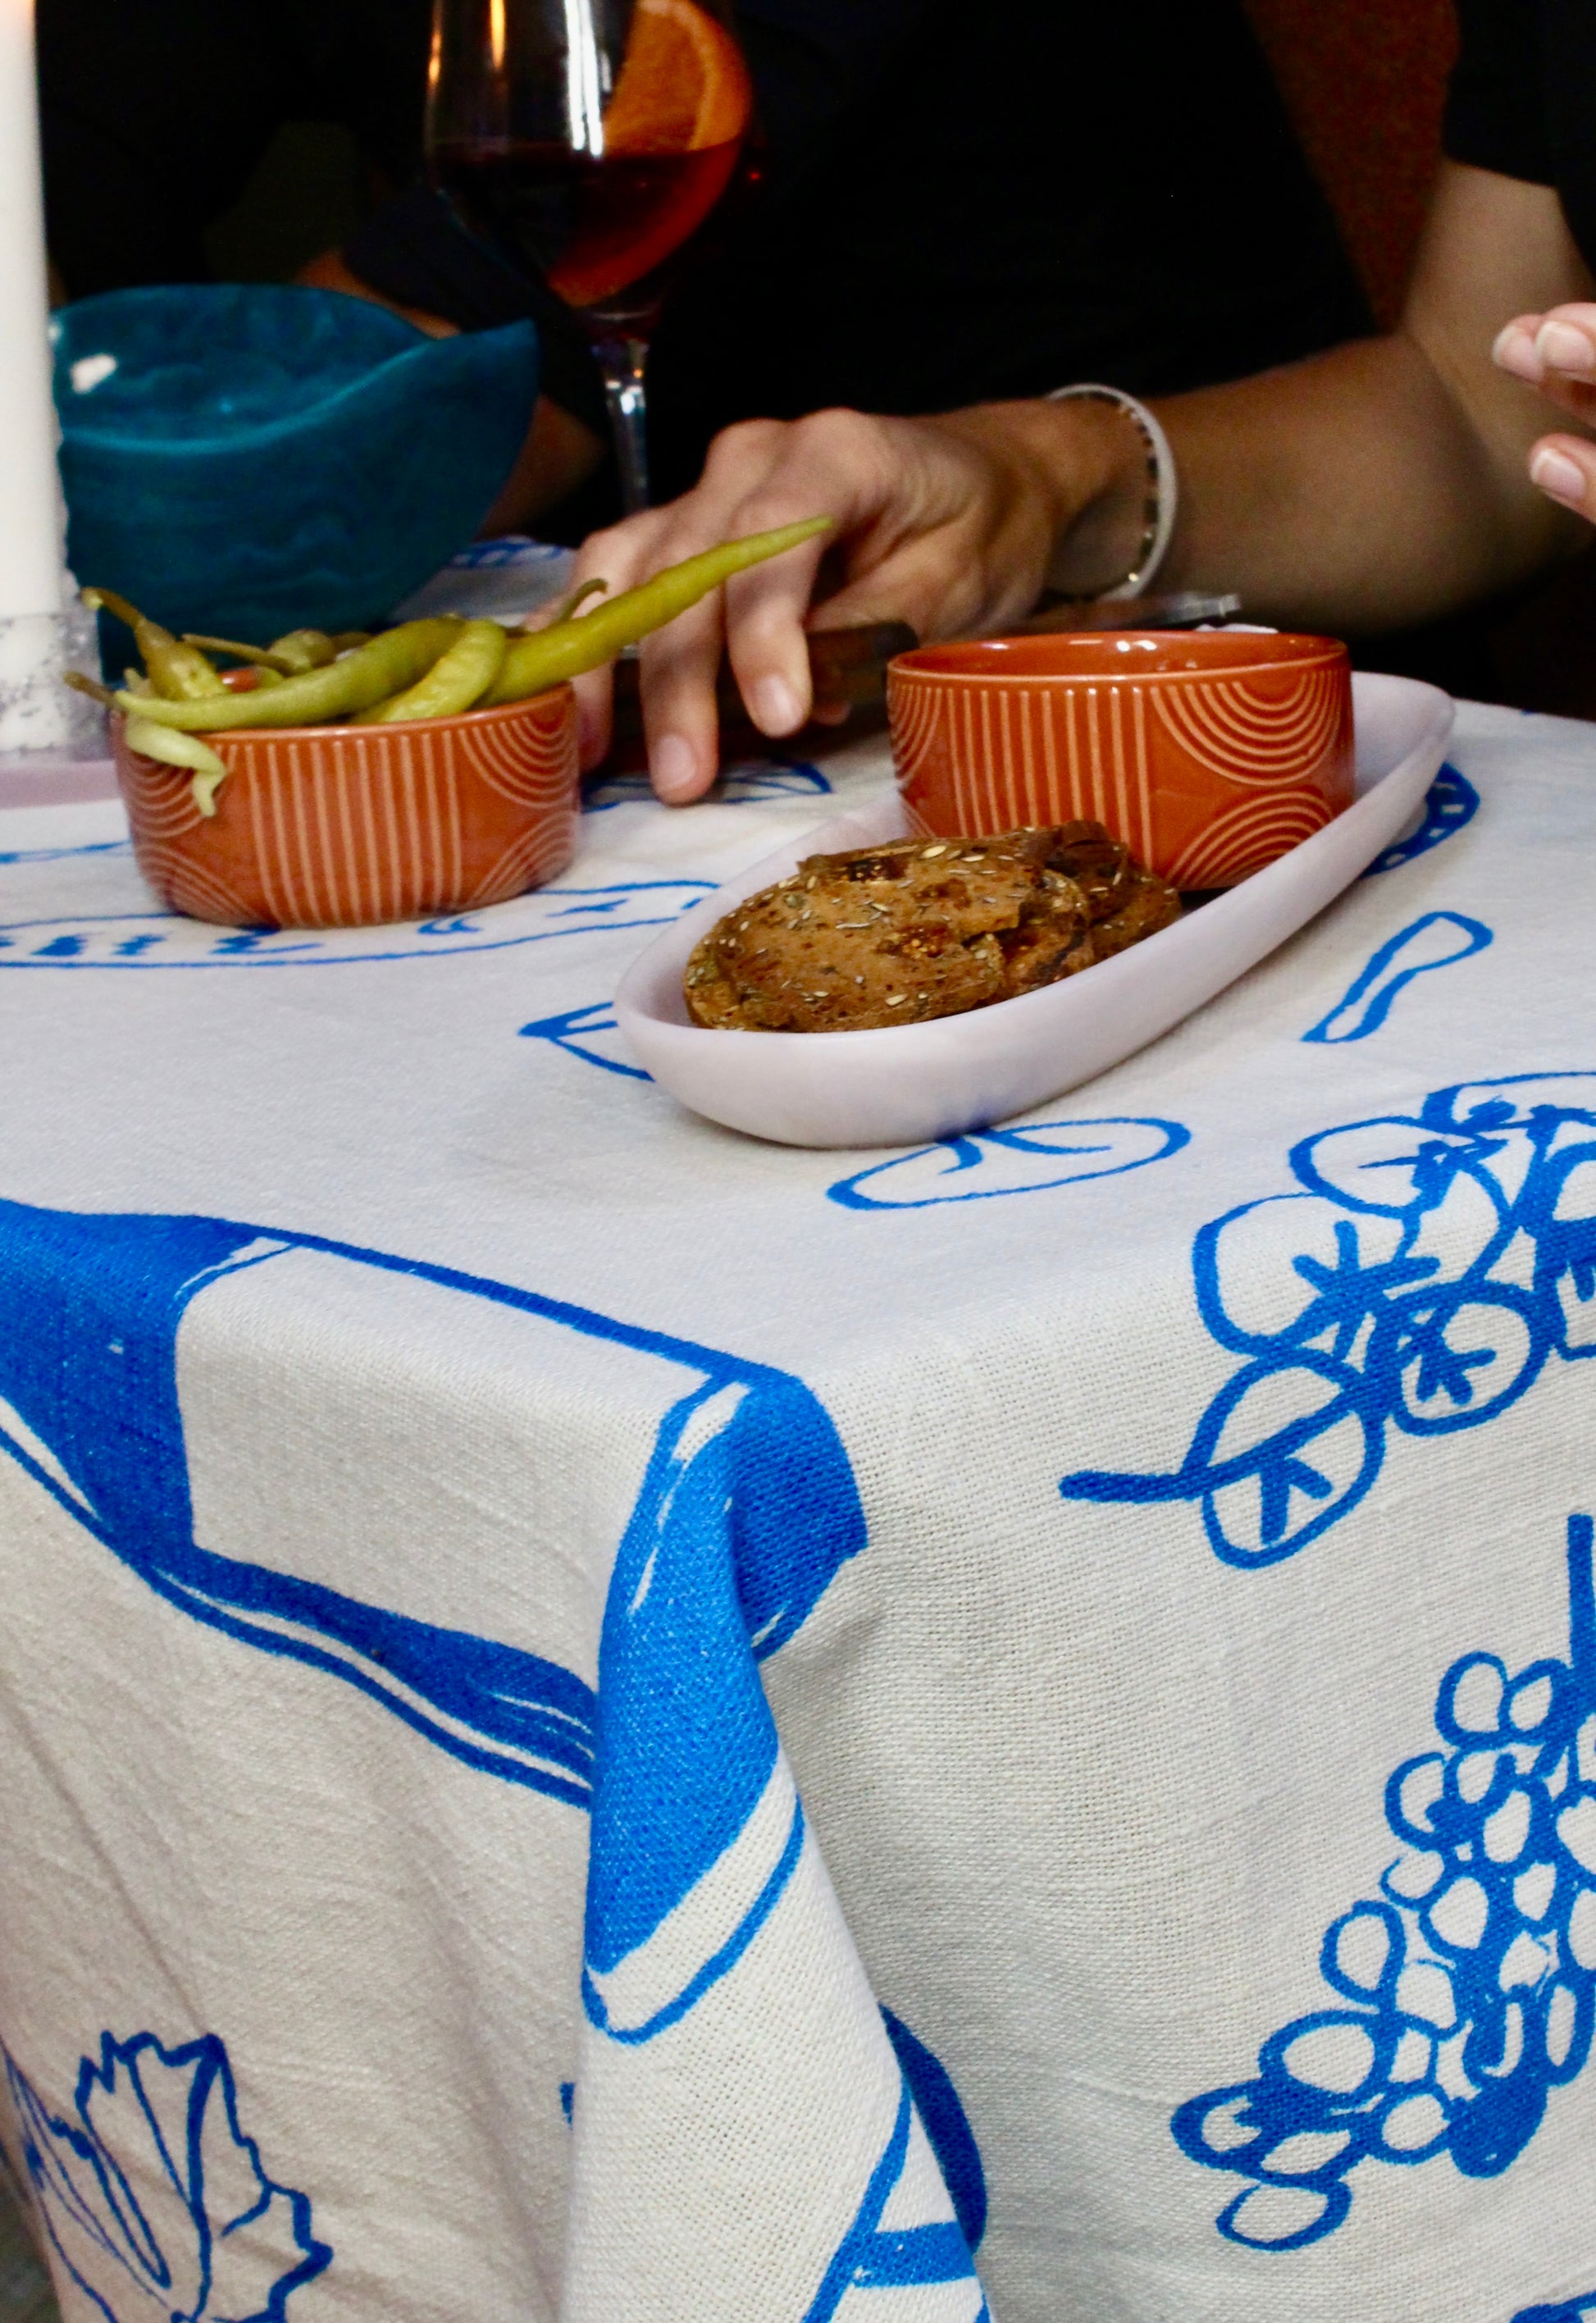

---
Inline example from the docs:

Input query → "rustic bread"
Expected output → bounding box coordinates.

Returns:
[683,822,1180,1033]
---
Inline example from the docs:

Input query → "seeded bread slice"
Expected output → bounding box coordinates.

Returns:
[683,822,1180,1033]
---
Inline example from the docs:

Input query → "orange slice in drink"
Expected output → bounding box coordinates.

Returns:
[548,0,752,309]
[601,0,753,155]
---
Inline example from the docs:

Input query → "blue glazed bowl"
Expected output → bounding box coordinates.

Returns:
[53,285,540,646]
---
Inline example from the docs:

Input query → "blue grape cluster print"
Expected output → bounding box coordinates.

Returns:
[1062,1074,1596,1567]
[1174,1516,1596,2253]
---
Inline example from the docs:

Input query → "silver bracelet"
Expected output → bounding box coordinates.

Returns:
[1047,383,1179,600]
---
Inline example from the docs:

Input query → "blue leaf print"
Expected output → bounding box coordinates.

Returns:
[4,2030,330,2323]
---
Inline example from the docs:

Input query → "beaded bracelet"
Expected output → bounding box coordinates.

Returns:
[1047,383,1179,600]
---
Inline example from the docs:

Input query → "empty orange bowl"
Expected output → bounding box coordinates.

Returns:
[110,685,580,929]
[887,631,1354,887]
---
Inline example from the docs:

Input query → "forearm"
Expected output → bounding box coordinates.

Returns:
[561,168,1596,797]
[933,322,1571,637]
[1152,331,1576,631]
[1146,163,1596,632]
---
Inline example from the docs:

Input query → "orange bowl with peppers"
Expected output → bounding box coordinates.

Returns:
[73,518,828,930]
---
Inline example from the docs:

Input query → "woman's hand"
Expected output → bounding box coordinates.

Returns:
[1493,302,1596,518]
[564,399,1149,801]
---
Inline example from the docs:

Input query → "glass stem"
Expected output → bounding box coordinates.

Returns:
[595,335,651,515]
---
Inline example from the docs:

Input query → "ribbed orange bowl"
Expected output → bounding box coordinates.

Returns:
[887,631,1354,888]
[110,684,580,929]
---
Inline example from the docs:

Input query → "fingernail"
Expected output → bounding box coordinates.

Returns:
[751,673,802,733]
[1537,321,1596,377]
[1493,323,1543,381]
[1530,445,1588,505]
[652,732,701,801]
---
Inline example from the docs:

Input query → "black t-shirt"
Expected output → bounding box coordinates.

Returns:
[644,0,1370,495]
[1445,0,1596,272]
[37,0,432,288]
[39,0,1370,504]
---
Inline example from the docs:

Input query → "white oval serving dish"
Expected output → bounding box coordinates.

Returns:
[614,669,1456,1149]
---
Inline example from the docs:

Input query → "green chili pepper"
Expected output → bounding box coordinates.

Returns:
[265,628,377,671]
[549,577,609,623]
[121,715,230,817]
[105,620,463,732]
[83,587,226,701]
[353,619,508,724]
[184,633,299,676]
[485,518,832,705]
[267,629,340,673]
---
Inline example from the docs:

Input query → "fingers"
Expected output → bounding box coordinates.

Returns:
[1493,305,1596,382]
[1493,314,1550,382]
[572,664,615,774]
[1527,431,1596,521]
[633,585,728,802]
[630,417,859,798]
[562,404,1046,801]
[1493,304,1596,422]
[1491,308,1596,517]
[711,413,905,728]
[559,509,673,777]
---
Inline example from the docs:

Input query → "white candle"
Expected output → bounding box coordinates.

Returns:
[0,0,63,622]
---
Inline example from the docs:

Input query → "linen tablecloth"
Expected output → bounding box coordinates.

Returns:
[0,702,1593,2323]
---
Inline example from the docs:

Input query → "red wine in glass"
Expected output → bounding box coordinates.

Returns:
[426,0,753,510]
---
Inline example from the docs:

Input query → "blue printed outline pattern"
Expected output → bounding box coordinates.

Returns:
[829,1117,1190,1211]
[0,1203,996,2302]
[0,842,130,866]
[0,1199,862,1810]
[881,2008,987,2252]
[3,2030,330,2323]
[581,1797,807,2043]
[0,883,715,969]
[1302,912,1493,1045]
[1174,1516,1596,2253]
[1061,1074,1596,1567]
[518,1001,651,1080]
[1365,764,1480,875]
[583,760,832,812]
[801,2079,989,2321]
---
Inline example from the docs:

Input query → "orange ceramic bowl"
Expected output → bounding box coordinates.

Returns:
[887,630,1354,887]
[111,685,580,929]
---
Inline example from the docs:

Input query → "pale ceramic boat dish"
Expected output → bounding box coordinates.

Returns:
[615,670,1457,1149]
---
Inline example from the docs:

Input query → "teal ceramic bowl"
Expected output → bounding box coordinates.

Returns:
[54,285,540,646]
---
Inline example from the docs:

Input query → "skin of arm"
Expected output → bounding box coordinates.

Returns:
[1158,160,1593,628]
[567,158,1595,801]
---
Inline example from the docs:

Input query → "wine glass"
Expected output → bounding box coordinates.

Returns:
[426,0,753,513]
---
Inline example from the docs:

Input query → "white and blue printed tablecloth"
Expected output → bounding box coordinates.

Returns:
[1,700,1595,2323]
